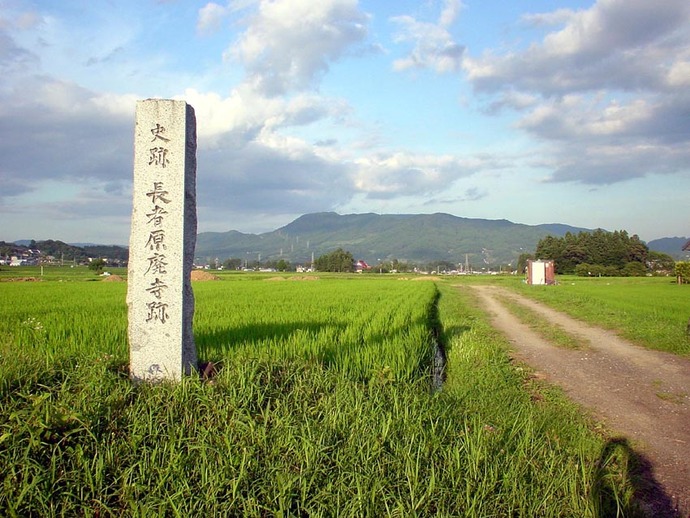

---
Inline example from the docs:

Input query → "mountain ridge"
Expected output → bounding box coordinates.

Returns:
[195,212,597,266]
[6,213,686,266]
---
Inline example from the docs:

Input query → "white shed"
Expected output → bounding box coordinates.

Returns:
[527,260,555,285]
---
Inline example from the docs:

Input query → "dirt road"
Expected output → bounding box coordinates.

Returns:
[469,285,690,517]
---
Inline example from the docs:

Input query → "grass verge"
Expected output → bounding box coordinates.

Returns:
[509,277,690,356]
[494,292,589,350]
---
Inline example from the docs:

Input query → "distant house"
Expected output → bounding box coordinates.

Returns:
[10,256,25,266]
[527,259,556,285]
[355,260,370,273]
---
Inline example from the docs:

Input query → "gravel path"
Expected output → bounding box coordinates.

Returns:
[469,285,690,517]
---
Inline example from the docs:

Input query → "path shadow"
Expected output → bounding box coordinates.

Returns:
[593,437,681,518]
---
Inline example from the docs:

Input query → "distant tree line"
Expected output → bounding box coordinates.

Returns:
[220,258,291,271]
[363,258,416,274]
[218,252,489,274]
[314,248,355,272]
[530,229,675,276]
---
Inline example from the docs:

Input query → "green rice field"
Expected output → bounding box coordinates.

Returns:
[509,276,690,356]
[2,266,683,516]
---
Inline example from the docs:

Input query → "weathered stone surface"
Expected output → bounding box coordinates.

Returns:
[127,99,198,381]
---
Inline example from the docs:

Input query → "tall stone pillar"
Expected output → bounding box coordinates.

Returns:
[127,99,198,381]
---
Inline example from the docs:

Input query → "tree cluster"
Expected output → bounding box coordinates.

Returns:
[364,258,416,274]
[675,262,690,284]
[535,229,653,276]
[220,258,292,271]
[314,248,355,273]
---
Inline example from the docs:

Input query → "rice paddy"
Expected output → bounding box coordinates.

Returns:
[0,267,652,516]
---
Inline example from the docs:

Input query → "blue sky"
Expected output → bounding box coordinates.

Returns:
[1,0,689,245]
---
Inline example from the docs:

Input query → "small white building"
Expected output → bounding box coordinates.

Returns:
[10,256,25,267]
[527,260,556,285]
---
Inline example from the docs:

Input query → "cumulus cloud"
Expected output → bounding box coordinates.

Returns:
[179,86,352,151]
[465,0,690,187]
[0,76,135,197]
[197,2,230,35]
[483,90,539,115]
[223,0,370,96]
[465,0,690,94]
[542,141,690,185]
[351,152,500,199]
[517,94,690,184]
[391,0,464,73]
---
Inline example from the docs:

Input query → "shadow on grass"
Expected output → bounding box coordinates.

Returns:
[195,321,345,358]
[594,437,680,518]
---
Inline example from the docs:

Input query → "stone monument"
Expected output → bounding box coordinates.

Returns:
[127,99,198,381]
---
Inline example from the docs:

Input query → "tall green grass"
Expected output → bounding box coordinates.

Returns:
[0,275,644,516]
[194,278,436,382]
[0,281,127,364]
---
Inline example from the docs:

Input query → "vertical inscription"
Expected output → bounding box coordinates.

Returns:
[142,121,173,351]
[127,99,197,382]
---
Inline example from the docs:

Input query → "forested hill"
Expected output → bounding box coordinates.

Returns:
[195,212,592,266]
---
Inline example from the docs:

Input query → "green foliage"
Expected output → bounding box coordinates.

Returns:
[536,229,649,275]
[314,248,355,272]
[621,261,648,277]
[1,240,128,264]
[222,257,243,270]
[0,277,640,516]
[88,258,106,273]
[517,252,534,274]
[275,259,290,271]
[675,261,690,283]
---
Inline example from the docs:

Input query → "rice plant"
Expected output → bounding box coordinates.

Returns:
[0,272,641,516]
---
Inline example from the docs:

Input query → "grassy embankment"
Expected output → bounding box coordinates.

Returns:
[0,268,643,516]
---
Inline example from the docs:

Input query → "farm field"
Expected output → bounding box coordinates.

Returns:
[0,267,674,515]
[507,276,690,357]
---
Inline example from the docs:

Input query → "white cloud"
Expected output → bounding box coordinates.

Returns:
[0,76,134,195]
[483,90,539,114]
[391,0,464,73]
[179,86,351,149]
[197,2,230,35]
[439,0,463,28]
[521,9,576,27]
[224,0,370,96]
[666,60,690,87]
[466,0,690,94]
[542,141,690,185]
[465,0,690,188]
[352,152,499,199]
